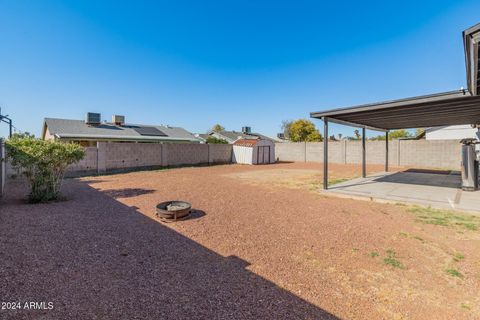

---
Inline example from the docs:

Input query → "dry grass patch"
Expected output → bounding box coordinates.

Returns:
[408,206,480,231]
[223,168,357,191]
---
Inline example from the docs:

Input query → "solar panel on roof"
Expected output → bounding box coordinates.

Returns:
[133,127,168,136]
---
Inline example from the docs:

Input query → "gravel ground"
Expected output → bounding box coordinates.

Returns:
[1,162,479,319]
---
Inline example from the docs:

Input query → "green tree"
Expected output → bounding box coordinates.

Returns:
[211,124,225,132]
[287,119,323,142]
[205,136,228,144]
[281,120,292,139]
[415,128,425,138]
[371,129,412,140]
[11,132,35,139]
[6,137,85,203]
[354,129,361,140]
[347,129,361,140]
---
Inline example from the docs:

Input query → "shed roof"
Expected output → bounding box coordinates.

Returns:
[43,118,199,142]
[310,90,480,131]
[233,139,259,147]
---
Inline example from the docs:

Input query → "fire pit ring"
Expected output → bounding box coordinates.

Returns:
[156,201,192,222]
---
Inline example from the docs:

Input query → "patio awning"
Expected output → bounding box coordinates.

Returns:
[310,89,480,131]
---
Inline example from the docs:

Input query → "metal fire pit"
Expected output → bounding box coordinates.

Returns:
[156,201,192,222]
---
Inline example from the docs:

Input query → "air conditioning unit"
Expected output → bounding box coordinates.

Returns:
[112,115,125,126]
[85,112,101,125]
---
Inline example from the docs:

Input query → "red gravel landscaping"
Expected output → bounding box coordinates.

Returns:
[1,162,479,319]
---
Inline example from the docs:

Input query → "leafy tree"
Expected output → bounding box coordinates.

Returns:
[354,129,361,140]
[211,124,225,132]
[281,120,292,140]
[6,137,85,203]
[11,132,35,139]
[415,128,425,138]
[287,119,323,142]
[205,136,228,144]
[372,129,412,141]
[347,130,361,140]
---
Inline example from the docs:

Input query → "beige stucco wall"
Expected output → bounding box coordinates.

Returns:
[43,127,55,141]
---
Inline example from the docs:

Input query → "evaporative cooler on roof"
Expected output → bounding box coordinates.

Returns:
[133,126,168,136]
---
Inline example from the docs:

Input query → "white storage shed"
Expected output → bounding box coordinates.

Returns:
[232,139,275,165]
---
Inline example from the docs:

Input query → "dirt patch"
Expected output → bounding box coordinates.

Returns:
[2,162,479,319]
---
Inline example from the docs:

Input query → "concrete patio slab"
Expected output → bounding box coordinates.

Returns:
[322,171,480,214]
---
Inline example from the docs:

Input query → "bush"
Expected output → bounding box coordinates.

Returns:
[6,137,85,203]
[205,136,228,144]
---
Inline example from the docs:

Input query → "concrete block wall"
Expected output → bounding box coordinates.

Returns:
[276,140,462,169]
[66,147,98,176]
[104,142,163,170]
[398,140,461,169]
[62,142,233,176]
[275,142,306,162]
[165,143,209,166]
[208,144,234,164]
[304,142,344,163]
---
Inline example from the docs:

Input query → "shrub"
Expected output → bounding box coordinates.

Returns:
[6,137,85,203]
[205,136,228,144]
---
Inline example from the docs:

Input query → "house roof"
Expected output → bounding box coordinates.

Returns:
[43,118,199,142]
[311,89,480,131]
[213,130,276,142]
[233,139,259,147]
[194,133,210,142]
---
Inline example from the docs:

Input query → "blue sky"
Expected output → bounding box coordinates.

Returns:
[1,0,479,139]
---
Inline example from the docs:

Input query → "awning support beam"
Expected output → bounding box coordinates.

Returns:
[385,131,389,172]
[362,127,366,178]
[323,117,328,190]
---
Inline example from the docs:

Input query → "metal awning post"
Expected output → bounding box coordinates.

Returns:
[385,131,389,172]
[323,117,328,190]
[362,127,366,178]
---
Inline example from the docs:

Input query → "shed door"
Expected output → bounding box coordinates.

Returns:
[257,146,270,164]
[263,146,270,163]
[257,146,264,164]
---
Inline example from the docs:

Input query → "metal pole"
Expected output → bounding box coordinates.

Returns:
[385,130,389,172]
[0,108,13,138]
[323,117,328,190]
[362,127,366,178]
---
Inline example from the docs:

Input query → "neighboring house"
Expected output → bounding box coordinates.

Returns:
[208,127,277,144]
[42,113,200,146]
[425,125,480,140]
[193,133,210,143]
